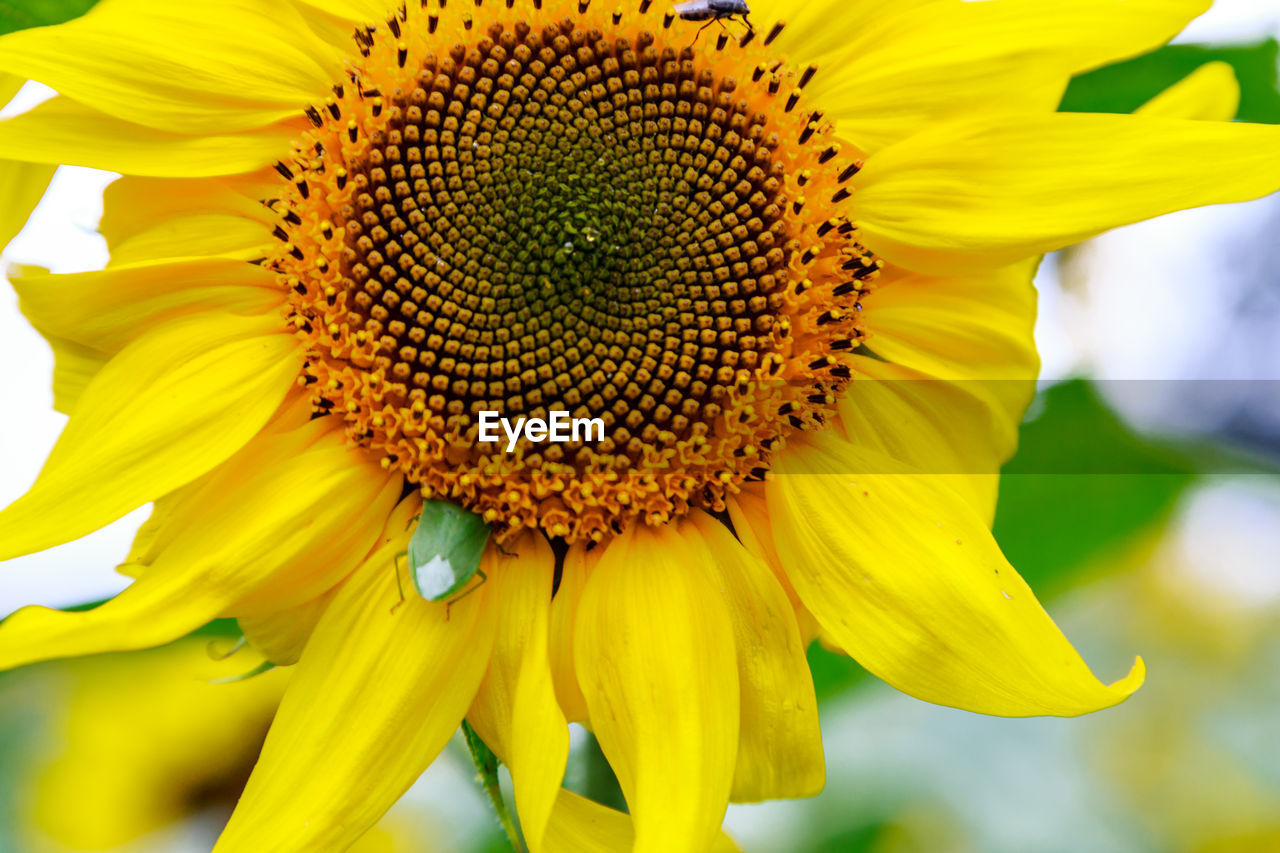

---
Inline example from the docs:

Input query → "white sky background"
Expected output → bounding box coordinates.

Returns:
[1,7,1279,614]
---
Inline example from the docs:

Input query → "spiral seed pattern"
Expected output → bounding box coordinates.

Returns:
[272,0,880,542]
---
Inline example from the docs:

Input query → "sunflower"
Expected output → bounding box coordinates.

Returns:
[2,0,1279,850]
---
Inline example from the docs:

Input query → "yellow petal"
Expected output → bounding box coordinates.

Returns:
[0,157,55,250]
[0,96,296,177]
[296,0,390,22]
[764,0,1207,154]
[214,511,497,852]
[847,260,1038,520]
[685,512,824,802]
[759,0,1067,110]
[128,418,401,617]
[466,535,567,853]
[543,789,741,853]
[547,543,591,724]
[118,391,318,579]
[293,0,391,53]
[100,172,278,252]
[997,0,1210,78]
[512,636,572,853]
[855,113,1280,273]
[726,486,783,573]
[0,417,400,670]
[574,525,739,853]
[6,263,114,417]
[0,0,337,133]
[862,262,1040,386]
[0,556,203,671]
[1137,61,1240,121]
[29,642,287,851]
[725,487,826,645]
[811,7,1058,154]
[107,214,272,266]
[14,257,279,353]
[41,333,108,415]
[746,0,947,94]
[0,72,23,107]
[769,438,1145,717]
[758,0,1204,80]
[0,311,301,561]
[837,361,1003,522]
[238,589,335,666]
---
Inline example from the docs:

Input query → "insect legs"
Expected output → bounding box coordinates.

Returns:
[444,569,489,621]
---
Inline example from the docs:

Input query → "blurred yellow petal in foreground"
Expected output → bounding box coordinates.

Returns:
[1,640,436,852]
[2,641,284,851]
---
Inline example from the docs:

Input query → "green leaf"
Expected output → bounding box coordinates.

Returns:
[993,379,1198,594]
[807,641,870,704]
[0,0,99,36]
[800,820,895,853]
[562,729,628,815]
[1060,40,1280,124]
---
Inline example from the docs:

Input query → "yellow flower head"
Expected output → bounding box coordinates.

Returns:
[1,0,1278,850]
[271,2,880,542]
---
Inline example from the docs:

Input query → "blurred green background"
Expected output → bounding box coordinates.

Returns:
[1,1,1279,851]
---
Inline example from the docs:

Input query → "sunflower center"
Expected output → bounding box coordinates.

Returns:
[272,1,879,542]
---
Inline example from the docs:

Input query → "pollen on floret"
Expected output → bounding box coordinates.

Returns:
[269,0,880,543]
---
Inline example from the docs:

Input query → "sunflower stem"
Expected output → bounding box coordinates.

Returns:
[462,721,525,852]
